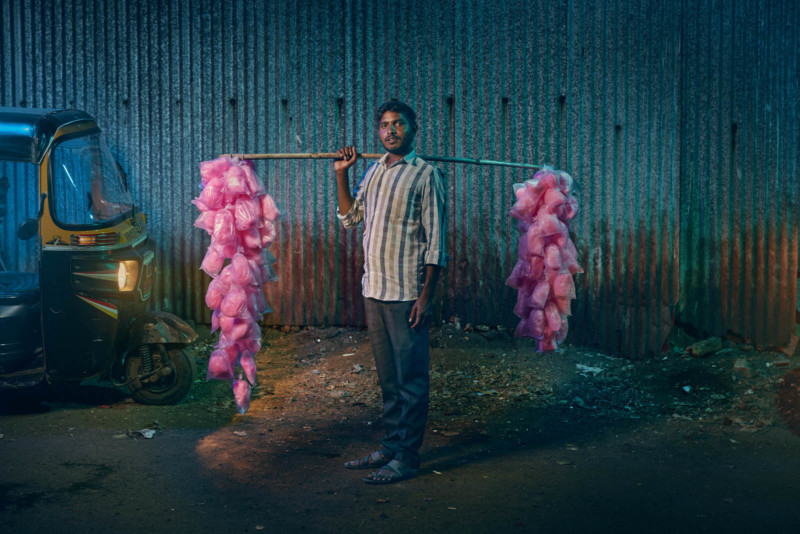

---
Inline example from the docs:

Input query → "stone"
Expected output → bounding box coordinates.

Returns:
[733,358,753,378]
[686,337,723,358]
[780,334,799,358]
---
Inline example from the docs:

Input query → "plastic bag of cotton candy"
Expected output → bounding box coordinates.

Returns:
[193,156,281,414]
[506,166,582,353]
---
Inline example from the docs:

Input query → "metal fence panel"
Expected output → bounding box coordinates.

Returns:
[1,0,797,358]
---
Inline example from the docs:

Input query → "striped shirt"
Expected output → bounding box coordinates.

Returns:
[338,150,448,302]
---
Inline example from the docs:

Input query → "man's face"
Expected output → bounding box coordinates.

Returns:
[378,110,415,156]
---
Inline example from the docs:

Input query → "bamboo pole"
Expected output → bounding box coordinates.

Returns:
[219,152,543,170]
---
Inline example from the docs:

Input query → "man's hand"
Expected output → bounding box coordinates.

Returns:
[409,294,430,329]
[409,265,441,329]
[334,146,358,173]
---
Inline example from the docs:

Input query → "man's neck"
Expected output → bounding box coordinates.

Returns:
[385,149,412,167]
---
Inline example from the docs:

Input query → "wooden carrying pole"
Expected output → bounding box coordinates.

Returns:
[220,152,543,171]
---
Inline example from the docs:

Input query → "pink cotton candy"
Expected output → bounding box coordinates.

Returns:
[229,319,254,341]
[509,167,581,350]
[211,309,220,333]
[219,315,235,335]
[529,255,545,281]
[512,184,536,215]
[517,232,531,261]
[564,195,579,219]
[196,157,280,415]
[242,337,261,355]
[513,289,532,319]
[537,169,560,189]
[194,210,217,233]
[234,197,262,231]
[529,280,550,309]
[529,308,546,339]
[207,349,234,381]
[536,213,568,237]
[259,221,276,247]
[506,260,530,289]
[259,194,281,221]
[554,297,572,316]
[216,265,235,294]
[555,321,569,344]
[537,335,558,353]
[241,163,264,196]
[199,157,233,186]
[216,332,235,349]
[234,323,262,345]
[558,171,574,194]
[212,209,236,246]
[223,345,240,365]
[553,273,576,299]
[246,287,270,317]
[524,178,546,205]
[561,245,583,274]
[205,279,224,309]
[232,253,257,286]
[232,377,251,415]
[543,188,567,208]
[239,351,257,385]
[197,182,225,211]
[514,317,534,338]
[544,244,562,270]
[545,302,562,332]
[222,165,248,197]
[526,227,546,257]
[221,289,248,317]
[238,226,261,250]
[201,246,225,277]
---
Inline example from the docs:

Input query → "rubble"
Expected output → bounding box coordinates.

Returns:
[733,358,753,378]
[687,337,723,358]
[183,324,797,445]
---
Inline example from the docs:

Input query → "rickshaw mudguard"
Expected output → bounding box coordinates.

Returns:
[128,311,198,349]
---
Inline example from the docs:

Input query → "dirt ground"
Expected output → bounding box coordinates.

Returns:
[2,323,800,534]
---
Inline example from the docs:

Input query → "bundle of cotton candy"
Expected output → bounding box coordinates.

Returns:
[506,167,582,352]
[193,156,280,414]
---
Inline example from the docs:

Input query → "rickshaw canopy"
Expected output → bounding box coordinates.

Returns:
[0,107,97,165]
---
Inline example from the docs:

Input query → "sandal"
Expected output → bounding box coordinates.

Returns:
[363,459,420,485]
[344,449,392,470]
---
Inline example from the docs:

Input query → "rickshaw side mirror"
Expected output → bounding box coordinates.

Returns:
[17,218,38,240]
[17,192,47,240]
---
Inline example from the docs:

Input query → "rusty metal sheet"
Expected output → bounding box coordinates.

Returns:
[0,0,797,359]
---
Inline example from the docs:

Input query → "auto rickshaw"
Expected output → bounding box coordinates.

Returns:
[0,107,197,404]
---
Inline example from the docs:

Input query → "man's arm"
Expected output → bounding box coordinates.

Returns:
[409,264,441,328]
[409,167,448,328]
[335,146,357,215]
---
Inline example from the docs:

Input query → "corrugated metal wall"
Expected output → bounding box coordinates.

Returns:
[678,0,800,348]
[0,0,797,358]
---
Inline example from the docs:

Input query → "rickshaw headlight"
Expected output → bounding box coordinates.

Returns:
[117,260,140,291]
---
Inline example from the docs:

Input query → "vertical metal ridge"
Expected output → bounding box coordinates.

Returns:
[0,0,797,357]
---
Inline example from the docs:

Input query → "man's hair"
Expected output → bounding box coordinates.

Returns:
[376,99,418,133]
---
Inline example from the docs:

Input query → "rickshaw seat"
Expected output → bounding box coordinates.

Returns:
[0,271,39,302]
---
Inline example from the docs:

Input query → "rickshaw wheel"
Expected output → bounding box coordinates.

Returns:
[125,345,195,405]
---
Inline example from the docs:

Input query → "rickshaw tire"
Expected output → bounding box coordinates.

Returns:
[125,346,195,405]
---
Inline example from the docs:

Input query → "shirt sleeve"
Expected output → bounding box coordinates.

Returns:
[337,163,375,228]
[422,166,448,267]
[337,196,364,228]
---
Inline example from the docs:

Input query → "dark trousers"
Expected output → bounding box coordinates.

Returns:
[363,297,430,469]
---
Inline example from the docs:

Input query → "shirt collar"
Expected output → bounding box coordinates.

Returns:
[379,149,417,168]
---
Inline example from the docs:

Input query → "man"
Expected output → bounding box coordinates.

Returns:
[335,99,448,484]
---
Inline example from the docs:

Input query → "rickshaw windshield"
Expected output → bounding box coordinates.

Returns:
[51,132,133,227]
